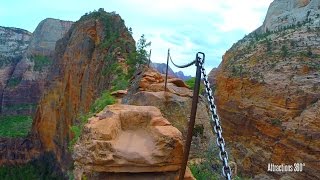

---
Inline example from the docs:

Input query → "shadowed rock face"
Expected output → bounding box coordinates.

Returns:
[0,27,31,114]
[32,11,135,169]
[0,19,73,116]
[212,0,320,179]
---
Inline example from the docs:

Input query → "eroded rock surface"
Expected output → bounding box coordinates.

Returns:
[123,68,214,158]
[73,104,184,178]
[32,11,135,169]
[257,0,320,33]
[212,0,320,179]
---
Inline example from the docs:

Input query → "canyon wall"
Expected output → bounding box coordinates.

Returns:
[212,0,320,179]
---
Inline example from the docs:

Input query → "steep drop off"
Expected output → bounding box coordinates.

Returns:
[1,19,73,116]
[0,27,31,115]
[32,11,135,169]
[213,0,320,179]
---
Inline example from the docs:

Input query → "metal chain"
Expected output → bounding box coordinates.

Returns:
[198,59,232,180]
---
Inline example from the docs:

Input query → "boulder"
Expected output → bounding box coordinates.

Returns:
[123,68,214,158]
[73,104,184,177]
[110,90,127,98]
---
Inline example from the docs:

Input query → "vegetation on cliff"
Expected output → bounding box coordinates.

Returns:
[0,115,32,137]
[185,77,205,93]
[7,77,22,88]
[67,9,152,152]
[69,91,116,151]
[31,55,52,72]
[0,153,64,179]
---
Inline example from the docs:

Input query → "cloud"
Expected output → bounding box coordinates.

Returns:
[211,0,273,32]
[0,0,273,76]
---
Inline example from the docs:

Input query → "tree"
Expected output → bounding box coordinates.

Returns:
[266,38,272,53]
[281,45,288,57]
[126,34,151,78]
[136,34,151,64]
[307,46,312,57]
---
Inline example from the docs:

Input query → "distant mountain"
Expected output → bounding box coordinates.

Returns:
[0,18,73,116]
[150,62,192,80]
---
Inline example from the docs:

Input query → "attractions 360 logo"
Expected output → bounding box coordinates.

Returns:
[267,163,305,172]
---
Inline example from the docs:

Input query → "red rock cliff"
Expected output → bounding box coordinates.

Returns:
[31,11,135,167]
[213,2,320,179]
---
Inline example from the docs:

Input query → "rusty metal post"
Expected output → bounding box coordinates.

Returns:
[164,48,170,91]
[148,49,152,67]
[179,53,202,180]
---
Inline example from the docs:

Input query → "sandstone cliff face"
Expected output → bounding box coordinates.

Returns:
[32,11,135,168]
[0,19,73,116]
[0,26,31,114]
[213,1,320,179]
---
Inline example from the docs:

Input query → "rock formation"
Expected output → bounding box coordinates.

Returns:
[32,11,135,169]
[256,0,320,33]
[0,19,72,116]
[73,104,187,179]
[0,26,31,114]
[122,67,214,158]
[0,19,73,116]
[212,0,320,179]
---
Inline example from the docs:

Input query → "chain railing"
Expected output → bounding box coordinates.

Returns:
[166,51,231,180]
[199,59,232,180]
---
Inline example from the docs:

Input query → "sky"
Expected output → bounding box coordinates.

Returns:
[1,0,273,76]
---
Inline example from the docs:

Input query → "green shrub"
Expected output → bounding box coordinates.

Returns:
[32,55,52,71]
[90,91,116,113]
[0,153,63,179]
[7,77,22,87]
[281,45,288,57]
[0,164,39,180]
[3,104,36,111]
[271,118,282,126]
[0,115,32,137]
[189,143,220,180]
[185,77,205,93]
[189,143,249,180]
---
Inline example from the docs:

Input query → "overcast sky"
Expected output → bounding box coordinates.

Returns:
[1,0,273,76]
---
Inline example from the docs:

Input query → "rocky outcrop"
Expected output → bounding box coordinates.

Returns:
[0,26,31,114]
[123,68,214,158]
[73,104,186,178]
[256,0,320,33]
[27,18,73,56]
[0,19,73,115]
[32,11,135,169]
[212,0,320,179]
[208,67,217,86]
